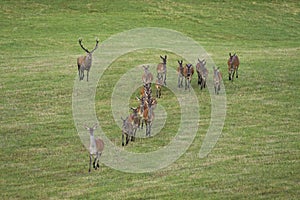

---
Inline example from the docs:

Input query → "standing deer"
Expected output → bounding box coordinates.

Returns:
[177,60,184,88]
[196,59,208,90]
[121,116,135,146]
[213,66,222,94]
[85,124,104,173]
[227,53,240,81]
[142,96,155,137]
[77,38,99,81]
[129,107,140,138]
[155,78,163,98]
[183,63,194,90]
[142,65,153,84]
[157,55,167,86]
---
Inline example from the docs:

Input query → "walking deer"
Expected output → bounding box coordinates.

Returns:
[121,117,135,146]
[142,96,155,137]
[77,38,99,81]
[196,59,208,90]
[85,124,104,173]
[227,53,240,81]
[177,60,184,88]
[157,55,167,86]
[183,63,194,90]
[213,66,222,94]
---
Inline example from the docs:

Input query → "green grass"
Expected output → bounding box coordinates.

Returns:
[1,0,299,199]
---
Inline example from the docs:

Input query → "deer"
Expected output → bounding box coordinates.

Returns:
[142,65,153,84]
[129,107,140,138]
[227,53,240,81]
[177,60,184,88]
[157,55,167,86]
[142,96,155,137]
[77,38,99,81]
[85,124,104,173]
[183,63,194,91]
[155,78,163,98]
[213,66,222,94]
[196,59,208,90]
[121,116,135,146]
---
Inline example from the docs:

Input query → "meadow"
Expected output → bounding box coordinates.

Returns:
[1,0,299,199]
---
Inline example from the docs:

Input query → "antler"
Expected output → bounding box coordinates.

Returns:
[90,38,99,53]
[79,38,90,53]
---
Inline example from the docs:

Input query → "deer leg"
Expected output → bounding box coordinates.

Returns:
[78,65,81,80]
[87,70,89,82]
[236,68,238,78]
[97,152,101,168]
[148,122,151,137]
[122,133,125,146]
[89,154,92,173]
[126,135,129,145]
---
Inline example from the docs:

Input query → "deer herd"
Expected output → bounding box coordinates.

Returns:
[77,38,240,172]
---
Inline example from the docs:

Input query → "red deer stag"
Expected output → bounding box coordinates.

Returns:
[227,53,240,81]
[77,38,99,81]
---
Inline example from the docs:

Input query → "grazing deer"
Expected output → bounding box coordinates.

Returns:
[142,65,153,84]
[196,59,208,90]
[227,53,240,81]
[183,63,194,90]
[85,124,104,173]
[213,66,222,94]
[121,117,135,146]
[155,78,163,98]
[177,60,184,88]
[77,38,99,81]
[157,55,167,86]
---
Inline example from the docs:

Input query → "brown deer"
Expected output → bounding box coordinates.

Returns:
[77,38,99,81]
[85,124,104,173]
[183,63,194,90]
[155,78,163,98]
[227,53,240,81]
[196,59,208,90]
[157,55,167,86]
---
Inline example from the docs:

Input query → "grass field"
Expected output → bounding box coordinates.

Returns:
[1,0,299,199]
